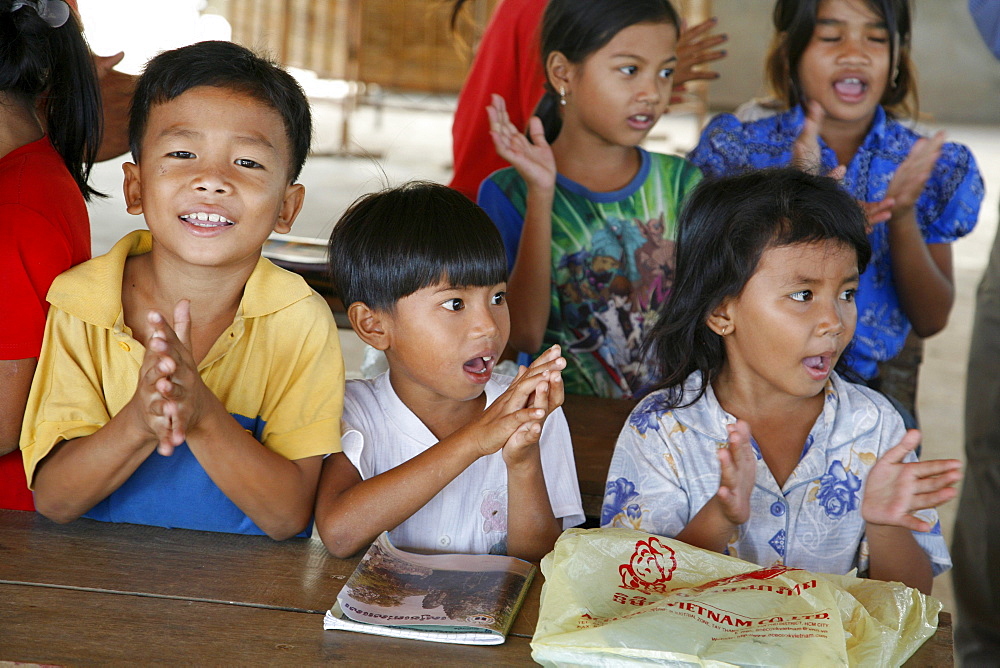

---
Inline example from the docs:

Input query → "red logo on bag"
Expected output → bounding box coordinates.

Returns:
[619,537,677,592]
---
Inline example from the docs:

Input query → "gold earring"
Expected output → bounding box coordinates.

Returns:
[720,325,728,337]
[559,86,567,106]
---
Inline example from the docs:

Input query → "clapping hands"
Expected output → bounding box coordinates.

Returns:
[862,429,961,532]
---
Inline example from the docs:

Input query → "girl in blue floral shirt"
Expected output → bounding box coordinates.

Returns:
[602,170,961,594]
[687,0,983,406]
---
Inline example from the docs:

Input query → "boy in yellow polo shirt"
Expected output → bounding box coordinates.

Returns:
[20,41,343,539]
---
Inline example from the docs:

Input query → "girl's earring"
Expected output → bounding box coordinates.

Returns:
[720,325,729,337]
[559,86,567,107]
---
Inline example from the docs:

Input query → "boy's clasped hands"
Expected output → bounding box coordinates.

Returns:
[463,344,566,464]
[138,300,206,456]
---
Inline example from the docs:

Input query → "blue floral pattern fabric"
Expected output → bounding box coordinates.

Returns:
[688,106,984,379]
[601,371,951,577]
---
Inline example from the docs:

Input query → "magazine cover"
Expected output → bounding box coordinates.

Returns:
[324,532,536,645]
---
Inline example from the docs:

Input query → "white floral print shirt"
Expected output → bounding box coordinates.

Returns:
[602,372,951,577]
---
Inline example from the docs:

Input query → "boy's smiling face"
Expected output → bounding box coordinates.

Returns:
[123,85,304,272]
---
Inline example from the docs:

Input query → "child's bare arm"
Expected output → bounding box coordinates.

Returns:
[32,313,183,522]
[487,94,557,353]
[883,132,955,336]
[144,301,324,540]
[505,351,566,560]
[862,429,961,593]
[675,420,756,553]
[315,354,565,558]
[866,525,934,594]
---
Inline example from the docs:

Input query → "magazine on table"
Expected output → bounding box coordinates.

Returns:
[323,532,536,645]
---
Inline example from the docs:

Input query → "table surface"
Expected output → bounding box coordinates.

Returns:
[0,510,953,666]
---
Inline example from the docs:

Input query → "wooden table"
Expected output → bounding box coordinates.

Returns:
[0,510,953,665]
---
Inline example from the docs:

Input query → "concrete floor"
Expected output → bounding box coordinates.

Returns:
[86,96,1000,615]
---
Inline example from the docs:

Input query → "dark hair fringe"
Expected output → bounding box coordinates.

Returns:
[1,1,104,200]
[535,0,680,142]
[128,40,312,182]
[765,0,918,118]
[328,181,508,311]
[643,168,871,409]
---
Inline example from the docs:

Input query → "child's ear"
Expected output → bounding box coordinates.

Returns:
[546,50,572,93]
[706,301,734,337]
[273,182,306,234]
[348,302,390,351]
[122,162,143,216]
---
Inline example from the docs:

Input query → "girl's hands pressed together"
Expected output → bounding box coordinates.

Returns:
[487,93,556,191]
[862,429,962,531]
[715,420,757,525]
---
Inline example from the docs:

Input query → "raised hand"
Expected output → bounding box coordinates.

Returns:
[791,100,826,175]
[862,429,962,531]
[487,93,556,191]
[860,198,895,234]
[885,131,945,215]
[670,17,728,105]
[715,420,757,525]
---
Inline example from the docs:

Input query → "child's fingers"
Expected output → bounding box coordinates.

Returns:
[893,513,933,533]
[527,115,548,148]
[528,344,561,368]
[547,369,564,409]
[716,443,736,486]
[908,458,962,480]
[507,419,543,450]
[531,376,549,411]
[911,485,959,512]
[882,429,922,465]
[679,16,717,41]
[826,164,846,181]
[172,299,192,349]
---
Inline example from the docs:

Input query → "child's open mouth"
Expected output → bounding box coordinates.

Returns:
[803,354,833,380]
[833,77,867,102]
[463,355,495,382]
[627,114,656,131]
[180,212,235,228]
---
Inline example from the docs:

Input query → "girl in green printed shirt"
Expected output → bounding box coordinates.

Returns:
[477,0,702,399]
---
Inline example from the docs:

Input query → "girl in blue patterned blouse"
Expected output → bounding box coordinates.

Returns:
[602,169,961,595]
[687,0,983,411]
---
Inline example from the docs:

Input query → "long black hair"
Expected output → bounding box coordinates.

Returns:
[534,0,680,144]
[765,0,917,118]
[1,0,103,199]
[644,168,871,408]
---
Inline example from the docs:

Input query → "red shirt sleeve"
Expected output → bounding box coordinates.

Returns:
[449,0,548,201]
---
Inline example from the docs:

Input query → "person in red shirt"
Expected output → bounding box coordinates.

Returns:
[0,0,102,509]
[448,0,728,202]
